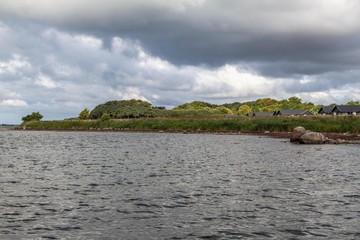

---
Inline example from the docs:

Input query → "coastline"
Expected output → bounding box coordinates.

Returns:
[14,116,360,144]
[12,127,360,143]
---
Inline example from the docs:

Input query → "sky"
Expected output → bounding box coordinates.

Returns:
[1,0,360,123]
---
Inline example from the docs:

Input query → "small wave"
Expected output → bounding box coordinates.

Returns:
[344,194,360,198]
[252,231,273,238]
[282,229,307,236]
[218,230,253,238]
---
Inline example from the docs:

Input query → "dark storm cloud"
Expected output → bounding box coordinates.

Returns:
[1,0,360,123]
[2,0,360,74]
[2,0,360,72]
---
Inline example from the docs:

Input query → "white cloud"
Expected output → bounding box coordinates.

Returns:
[34,74,57,89]
[0,21,8,34]
[298,92,334,105]
[1,99,28,107]
[42,29,103,52]
[46,55,82,77]
[173,0,206,11]
[112,87,151,103]
[0,55,31,74]
[138,51,173,72]
[194,65,276,98]
[73,35,103,49]
[328,87,360,104]
[300,76,314,85]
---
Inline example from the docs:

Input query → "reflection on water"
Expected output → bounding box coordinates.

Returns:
[0,131,359,239]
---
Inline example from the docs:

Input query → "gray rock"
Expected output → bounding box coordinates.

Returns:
[290,126,306,142]
[299,131,327,144]
[327,139,346,144]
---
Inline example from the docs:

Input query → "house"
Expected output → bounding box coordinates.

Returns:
[274,109,313,116]
[247,112,275,117]
[332,105,360,115]
[318,106,335,115]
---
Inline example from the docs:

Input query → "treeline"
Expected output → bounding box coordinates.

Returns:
[89,99,165,119]
[82,97,360,120]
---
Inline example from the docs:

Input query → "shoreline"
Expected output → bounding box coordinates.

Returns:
[12,127,360,143]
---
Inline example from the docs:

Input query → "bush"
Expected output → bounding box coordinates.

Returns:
[22,112,43,122]
[89,99,162,119]
[79,108,90,120]
[101,113,111,121]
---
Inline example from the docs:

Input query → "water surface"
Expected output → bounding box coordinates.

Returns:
[0,130,359,239]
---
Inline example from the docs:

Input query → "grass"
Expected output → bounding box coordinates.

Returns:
[18,116,360,134]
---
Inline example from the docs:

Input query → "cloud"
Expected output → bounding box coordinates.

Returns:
[194,65,276,98]
[1,1,360,123]
[2,1,360,73]
[0,26,281,116]
[1,99,28,107]
[1,0,358,71]
[34,74,57,89]
[0,55,31,74]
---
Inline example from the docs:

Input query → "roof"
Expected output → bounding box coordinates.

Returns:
[318,106,334,114]
[248,112,275,117]
[275,109,313,116]
[333,105,360,113]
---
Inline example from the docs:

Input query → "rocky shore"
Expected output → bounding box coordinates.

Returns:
[289,126,360,144]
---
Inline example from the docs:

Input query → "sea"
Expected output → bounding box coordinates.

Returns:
[0,130,359,239]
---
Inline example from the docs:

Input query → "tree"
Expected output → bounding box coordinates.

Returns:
[174,101,214,110]
[101,113,110,121]
[79,108,90,120]
[89,99,158,119]
[288,96,302,105]
[214,106,233,115]
[237,104,253,115]
[346,101,360,106]
[22,112,43,122]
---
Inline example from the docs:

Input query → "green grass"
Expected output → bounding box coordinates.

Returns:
[18,116,360,134]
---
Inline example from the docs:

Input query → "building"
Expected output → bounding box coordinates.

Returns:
[318,106,335,115]
[274,109,313,116]
[332,105,360,115]
[247,112,275,117]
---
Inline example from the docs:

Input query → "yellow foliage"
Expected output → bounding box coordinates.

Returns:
[237,104,253,115]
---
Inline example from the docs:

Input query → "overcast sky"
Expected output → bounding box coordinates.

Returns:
[1,0,360,123]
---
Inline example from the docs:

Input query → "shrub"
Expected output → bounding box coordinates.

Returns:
[22,112,43,122]
[101,113,111,121]
[79,108,90,120]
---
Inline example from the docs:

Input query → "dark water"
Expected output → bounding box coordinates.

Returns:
[0,130,359,239]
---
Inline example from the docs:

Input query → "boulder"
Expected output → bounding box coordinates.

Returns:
[327,138,346,144]
[290,126,306,142]
[299,131,327,144]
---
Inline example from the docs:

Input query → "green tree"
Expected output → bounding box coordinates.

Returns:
[22,112,43,122]
[79,108,90,120]
[101,113,110,121]
[214,106,233,115]
[174,101,214,110]
[288,96,302,105]
[89,99,159,119]
[237,104,253,115]
[346,101,360,106]
[221,102,241,113]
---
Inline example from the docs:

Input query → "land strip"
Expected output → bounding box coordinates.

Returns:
[16,116,360,143]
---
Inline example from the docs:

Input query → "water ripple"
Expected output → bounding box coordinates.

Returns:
[0,130,359,239]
